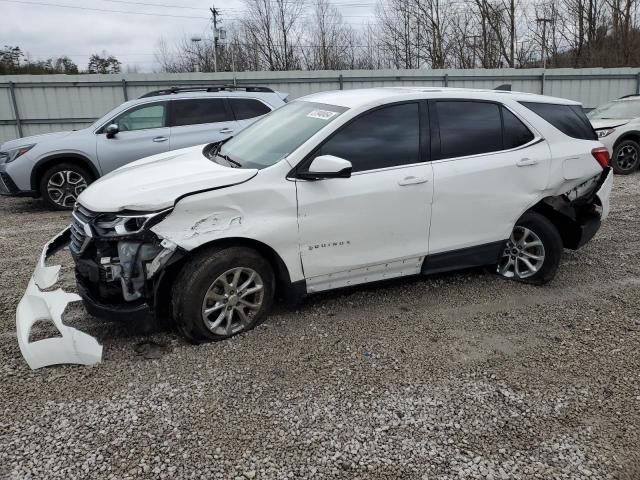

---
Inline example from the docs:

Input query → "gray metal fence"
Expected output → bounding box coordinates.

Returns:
[2,67,640,144]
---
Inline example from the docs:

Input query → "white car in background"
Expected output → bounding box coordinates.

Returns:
[588,95,640,174]
[17,87,613,368]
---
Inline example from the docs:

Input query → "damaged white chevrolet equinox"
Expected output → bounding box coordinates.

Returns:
[18,87,613,367]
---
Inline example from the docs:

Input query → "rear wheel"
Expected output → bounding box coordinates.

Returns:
[496,212,563,285]
[611,139,640,174]
[39,162,92,210]
[172,246,275,343]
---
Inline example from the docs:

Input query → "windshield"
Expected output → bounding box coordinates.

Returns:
[213,101,348,169]
[588,99,640,120]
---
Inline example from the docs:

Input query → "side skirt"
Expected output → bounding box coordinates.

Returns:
[421,241,506,275]
[302,241,507,295]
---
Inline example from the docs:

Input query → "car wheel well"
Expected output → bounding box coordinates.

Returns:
[32,155,98,196]
[528,199,583,250]
[152,237,302,325]
[613,131,640,150]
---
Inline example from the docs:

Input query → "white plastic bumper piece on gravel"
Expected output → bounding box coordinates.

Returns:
[16,227,102,369]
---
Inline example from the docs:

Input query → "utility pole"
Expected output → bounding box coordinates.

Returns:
[536,18,553,69]
[467,35,481,68]
[210,4,219,72]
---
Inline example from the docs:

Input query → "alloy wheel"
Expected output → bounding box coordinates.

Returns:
[201,267,265,335]
[47,170,88,208]
[616,144,639,171]
[497,226,546,279]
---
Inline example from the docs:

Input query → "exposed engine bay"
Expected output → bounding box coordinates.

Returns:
[70,205,179,317]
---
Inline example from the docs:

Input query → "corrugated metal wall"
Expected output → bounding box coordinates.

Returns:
[2,67,639,144]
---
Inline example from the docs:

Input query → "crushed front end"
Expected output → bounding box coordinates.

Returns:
[70,204,180,320]
[16,204,181,369]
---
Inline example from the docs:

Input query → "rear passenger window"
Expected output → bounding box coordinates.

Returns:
[503,107,534,148]
[315,103,420,173]
[230,99,271,120]
[520,102,597,140]
[437,101,502,158]
[170,99,232,127]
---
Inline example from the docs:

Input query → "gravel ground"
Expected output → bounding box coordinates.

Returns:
[1,175,640,480]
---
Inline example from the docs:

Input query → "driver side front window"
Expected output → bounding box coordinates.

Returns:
[113,103,166,132]
[315,102,420,173]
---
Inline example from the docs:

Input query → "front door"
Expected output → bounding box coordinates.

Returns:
[295,102,434,292]
[96,101,170,173]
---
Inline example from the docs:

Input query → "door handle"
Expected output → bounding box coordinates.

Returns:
[152,136,168,143]
[398,176,429,186]
[516,158,539,167]
[219,128,234,134]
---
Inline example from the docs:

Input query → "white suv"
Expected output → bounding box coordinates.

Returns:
[588,95,640,174]
[17,87,613,367]
[0,86,287,209]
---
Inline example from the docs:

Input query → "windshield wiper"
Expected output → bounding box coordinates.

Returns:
[217,153,242,168]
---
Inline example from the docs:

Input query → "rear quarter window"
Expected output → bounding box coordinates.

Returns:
[520,102,596,140]
[230,98,272,120]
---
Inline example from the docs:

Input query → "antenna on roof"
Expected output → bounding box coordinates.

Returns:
[494,84,512,91]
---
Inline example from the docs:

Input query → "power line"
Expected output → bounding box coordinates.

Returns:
[0,0,210,19]
[103,0,210,10]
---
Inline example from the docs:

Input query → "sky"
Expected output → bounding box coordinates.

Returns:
[1,0,378,72]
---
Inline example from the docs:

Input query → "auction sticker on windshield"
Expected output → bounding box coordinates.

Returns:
[307,109,339,120]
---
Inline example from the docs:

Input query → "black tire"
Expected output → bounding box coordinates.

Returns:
[39,162,93,210]
[611,139,640,175]
[171,246,275,343]
[496,211,563,285]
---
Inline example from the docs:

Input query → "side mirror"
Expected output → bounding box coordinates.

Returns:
[105,124,119,138]
[299,155,352,180]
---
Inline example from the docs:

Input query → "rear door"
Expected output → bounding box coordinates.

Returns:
[96,101,170,173]
[168,98,240,150]
[428,100,551,257]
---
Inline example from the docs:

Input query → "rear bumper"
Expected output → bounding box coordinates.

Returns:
[564,167,613,249]
[16,228,102,369]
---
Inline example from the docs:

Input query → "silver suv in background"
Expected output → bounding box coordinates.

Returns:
[0,85,287,209]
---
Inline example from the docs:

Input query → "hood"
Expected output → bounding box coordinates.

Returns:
[589,118,630,130]
[0,130,75,150]
[77,145,258,212]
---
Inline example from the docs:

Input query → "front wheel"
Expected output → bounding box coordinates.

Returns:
[496,212,563,285]
[172,246,275,343]
[39,162,92,210]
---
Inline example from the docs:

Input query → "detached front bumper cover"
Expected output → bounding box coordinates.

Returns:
[16,227,102,369]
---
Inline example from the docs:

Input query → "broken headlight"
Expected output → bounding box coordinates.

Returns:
[93,208,172,237]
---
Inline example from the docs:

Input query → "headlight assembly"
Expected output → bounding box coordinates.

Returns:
[93,208,172,237]
[596,128,615,138]
[1,144,36,163]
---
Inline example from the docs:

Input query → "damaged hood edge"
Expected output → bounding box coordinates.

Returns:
[77,145,259,212]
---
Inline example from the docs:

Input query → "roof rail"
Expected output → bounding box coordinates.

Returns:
[619,93,640,99]
[139,85,275,98]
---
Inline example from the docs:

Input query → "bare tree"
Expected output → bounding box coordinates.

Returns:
[153,0,640,73]
[241,0,304,70]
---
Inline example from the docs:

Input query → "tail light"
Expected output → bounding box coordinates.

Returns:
[591,147,610,169]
